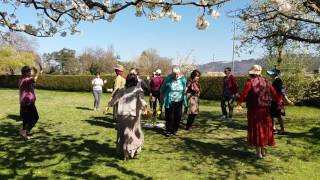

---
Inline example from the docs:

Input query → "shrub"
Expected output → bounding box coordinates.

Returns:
[0,74,286,100]
[297,77,320,107]
[0,75,115,92]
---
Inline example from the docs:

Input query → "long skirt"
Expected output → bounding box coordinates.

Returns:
[116,115,144,158]
[247,107,275,147]
[187,94,199,115]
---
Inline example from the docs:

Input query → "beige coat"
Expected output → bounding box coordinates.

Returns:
[108,86,147,158]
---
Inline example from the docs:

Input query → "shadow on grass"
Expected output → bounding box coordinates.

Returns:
[194,111,247,133]
[0,120,151,179]
[177,137,282,179]
[76,107,92,111]
[84,116,115,129]
[272,127,320,161]
[6,114,21,121]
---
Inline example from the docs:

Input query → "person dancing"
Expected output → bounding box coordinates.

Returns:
[19,65,41,139]
[236,65,280,158]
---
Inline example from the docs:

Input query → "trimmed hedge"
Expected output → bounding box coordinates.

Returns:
[0,75,115,92]
[0,75,248,100]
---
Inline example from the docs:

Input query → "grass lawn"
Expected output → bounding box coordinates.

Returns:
[0,88,319,179]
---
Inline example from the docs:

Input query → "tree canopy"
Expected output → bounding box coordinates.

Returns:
[0,0,226,37]
[1,0,320,61]
[0,46,36,74]
[238,0,320,60]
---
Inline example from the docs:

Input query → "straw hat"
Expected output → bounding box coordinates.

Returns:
[114,64,124,72]
[248,64,262,75]
[155,69,162,75]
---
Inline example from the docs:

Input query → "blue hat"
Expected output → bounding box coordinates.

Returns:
[267,68,281,77]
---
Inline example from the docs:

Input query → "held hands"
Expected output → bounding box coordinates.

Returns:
[142,105,148,115]
[287,100,294,105]
[103,80,107,84]
[236,105,243,113]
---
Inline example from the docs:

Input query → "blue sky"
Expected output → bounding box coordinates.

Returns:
[15,0,262,64]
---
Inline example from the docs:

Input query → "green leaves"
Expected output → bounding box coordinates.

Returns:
[0,46,35,74]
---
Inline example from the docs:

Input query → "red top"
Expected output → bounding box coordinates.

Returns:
[238,77,280,107]
[19,77,36,105]
[150,76,164,92]
[222,74,238,96]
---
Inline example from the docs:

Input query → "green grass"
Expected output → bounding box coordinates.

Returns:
[0,88,319,179]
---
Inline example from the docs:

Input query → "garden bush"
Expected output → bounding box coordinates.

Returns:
[0,75,249,99]
[7,74,316,101]
[298,77,320,107]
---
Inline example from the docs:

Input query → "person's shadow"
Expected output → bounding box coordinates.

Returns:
[6,114,21,121]
[76,107,92,111]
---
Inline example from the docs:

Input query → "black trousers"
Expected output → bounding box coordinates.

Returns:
[165,101,183,134]
[151,91,162,115]
[20,104,39,132]
[186,114,197,129]
[221,95,234,118]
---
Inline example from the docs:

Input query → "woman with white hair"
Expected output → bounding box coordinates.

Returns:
[236,65,281,159]
[161,66,188,136]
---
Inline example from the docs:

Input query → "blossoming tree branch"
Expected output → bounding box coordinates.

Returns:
[0,0,227,37]
[1,0,320,59]
[238,0,320,58]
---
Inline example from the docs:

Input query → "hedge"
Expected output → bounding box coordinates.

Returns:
[0,75,249,100]
[297,77,320,107]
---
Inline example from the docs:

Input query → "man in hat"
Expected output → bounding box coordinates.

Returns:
[221,67,239,119]
[112,64,126,121]
[267,68,293,134]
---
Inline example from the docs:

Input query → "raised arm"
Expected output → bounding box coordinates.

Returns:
[32,67,41,82]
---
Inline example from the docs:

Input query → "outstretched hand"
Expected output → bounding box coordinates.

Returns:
[288,100,294,105]
[236,105,243,113]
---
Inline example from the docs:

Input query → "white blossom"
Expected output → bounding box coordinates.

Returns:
[148,13,157,21]
[106,13,116,22]
[271,0,292,12]
[248,22,258,31]
[199,0,208,6]
[103,0,110,6]
[208,9,220,18]
[170,12,182,22]
[196,16,209,30]
[49,26,57,33]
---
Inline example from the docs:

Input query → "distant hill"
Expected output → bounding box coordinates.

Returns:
[199,59,263,75]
